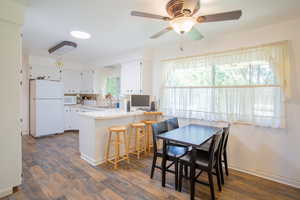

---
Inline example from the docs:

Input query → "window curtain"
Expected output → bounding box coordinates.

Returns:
[160,41,290,128]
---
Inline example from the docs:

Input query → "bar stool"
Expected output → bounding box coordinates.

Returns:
[129,122,147,159]
[105,126,129,169]
[142,120,157,152]
[144,112,163,121]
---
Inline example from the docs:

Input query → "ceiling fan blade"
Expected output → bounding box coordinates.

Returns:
[187,27,204,40]
[197,10,242,23]
[182,0,200,15]
[131,11,171,21]
[150,27,173,39]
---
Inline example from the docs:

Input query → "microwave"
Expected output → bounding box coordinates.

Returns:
[64,96,77,105]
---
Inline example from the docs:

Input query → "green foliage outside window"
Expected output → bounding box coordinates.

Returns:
[106,77,120,97]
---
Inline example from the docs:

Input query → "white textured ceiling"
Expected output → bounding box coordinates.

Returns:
[22,0,300,64]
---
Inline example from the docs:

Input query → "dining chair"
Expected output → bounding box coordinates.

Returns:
[166,117,179,130]
[178,132,223,200]
[150,121,188,190]
[197,126,230,184]
[166,117,189,176]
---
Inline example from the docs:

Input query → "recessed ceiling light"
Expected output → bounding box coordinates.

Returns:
[70,31,91,39]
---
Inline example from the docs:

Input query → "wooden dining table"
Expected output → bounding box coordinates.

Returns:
[157,124,223,189]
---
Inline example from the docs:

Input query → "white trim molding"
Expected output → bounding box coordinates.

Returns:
[80,153,104,166]
[229,165,300,189]
[0,187,12,198]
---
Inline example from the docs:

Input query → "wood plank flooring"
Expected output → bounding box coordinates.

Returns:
[1,132,300,200]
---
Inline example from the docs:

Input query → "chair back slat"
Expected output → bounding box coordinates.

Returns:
[208,131,223,169]
[166,117,179,131]
[151,121,168,152]
[220,126,230,156]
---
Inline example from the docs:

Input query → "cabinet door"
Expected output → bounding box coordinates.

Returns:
[64,107,71,130]
[70,108,80,130]
[120,61,141,94]
[30,65,61,81]
[63,69,81,94]
[80,70,94,94]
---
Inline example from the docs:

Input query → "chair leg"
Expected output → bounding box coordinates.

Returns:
[178,163,183,192]
[223,151,229,176]
[105,131,112,163]
[184,165,188,178]
[150,154,157,179]
[219,158,224,185]
[136,128,140,159]
[175,160,178,190]
[216,163,222,192]
[190,166,195,200]
[143,127,147,153]
[208,173,215,200]
[122,132,129,163]
[114,134,119,169]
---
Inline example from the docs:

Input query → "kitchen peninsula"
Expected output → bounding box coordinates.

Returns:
[78,110,161,166]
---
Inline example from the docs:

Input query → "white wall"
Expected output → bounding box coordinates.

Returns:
[0,0,24,197]
[152,18,300,188]
[94,48,154,68]
[28,55,89,70]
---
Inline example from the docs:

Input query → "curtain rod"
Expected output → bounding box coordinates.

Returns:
[165,84,280,89]
[161,40,289,62]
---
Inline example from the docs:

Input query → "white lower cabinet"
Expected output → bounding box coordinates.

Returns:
[64,106,80,131]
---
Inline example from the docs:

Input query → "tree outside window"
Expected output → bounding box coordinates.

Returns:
[105,77,120,97]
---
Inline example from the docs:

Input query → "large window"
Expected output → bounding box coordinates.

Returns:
[161,42,290,128]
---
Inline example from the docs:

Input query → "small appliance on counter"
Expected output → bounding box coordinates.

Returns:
[64,95,77,105]
[150,101,156,111]
[83,100,97,105]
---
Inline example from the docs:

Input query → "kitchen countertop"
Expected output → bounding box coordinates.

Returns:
[65,104,111,111]
[78,109,145,120]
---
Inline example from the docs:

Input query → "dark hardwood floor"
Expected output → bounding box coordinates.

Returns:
[1,132,300,200]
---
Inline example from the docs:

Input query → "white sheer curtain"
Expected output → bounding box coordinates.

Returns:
[160,41,290,128]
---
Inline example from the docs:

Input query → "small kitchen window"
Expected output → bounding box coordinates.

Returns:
[105,77,120,97]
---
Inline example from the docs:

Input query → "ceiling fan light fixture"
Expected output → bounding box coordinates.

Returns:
[170,17,196,34]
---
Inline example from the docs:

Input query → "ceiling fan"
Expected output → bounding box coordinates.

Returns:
[131,0,242,40]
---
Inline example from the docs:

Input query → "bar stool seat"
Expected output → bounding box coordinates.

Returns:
[142,120,157,152]
[130,122,145,127]
[129,122,147,159]
[105,126,129,169]
[108,126,127,132]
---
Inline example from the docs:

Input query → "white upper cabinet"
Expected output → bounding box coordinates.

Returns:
[28,56,61,81]
[121,60,141,94]
[62,69,81,94]
[80,70,95,94]
[29,65,61,81]
[62,69,96,94]
[120,60,152,95]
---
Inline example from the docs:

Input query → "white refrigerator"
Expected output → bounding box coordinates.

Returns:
[30,80,64,137]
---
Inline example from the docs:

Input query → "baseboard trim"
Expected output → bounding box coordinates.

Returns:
[0,187,12,198]
[21,129,29,135]
[229,165,300,189]
[80,153,104,166]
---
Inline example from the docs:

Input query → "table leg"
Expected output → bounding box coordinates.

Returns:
[190,147,196,200]
[161,140,167,187]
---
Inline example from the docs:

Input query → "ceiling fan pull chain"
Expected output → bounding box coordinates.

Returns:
[179,34,184,51]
